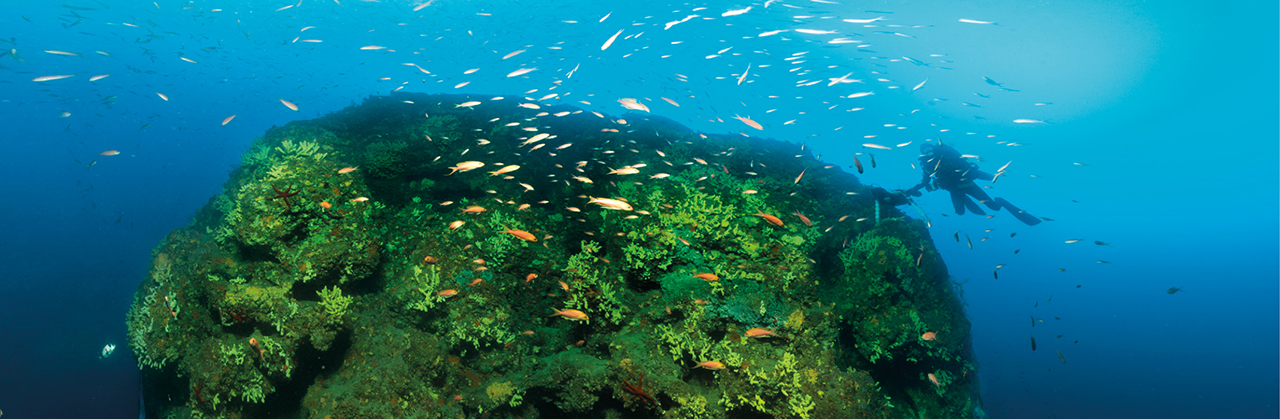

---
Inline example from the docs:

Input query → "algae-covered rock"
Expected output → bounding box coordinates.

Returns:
[127,92,982,419]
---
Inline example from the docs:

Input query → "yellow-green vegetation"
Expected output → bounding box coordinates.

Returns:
[318,285,353,324]
[126,93,980,419]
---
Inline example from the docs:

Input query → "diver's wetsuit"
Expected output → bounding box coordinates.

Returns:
[876,142,1041,226]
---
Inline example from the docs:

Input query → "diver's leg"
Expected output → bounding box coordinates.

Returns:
[994,197,1042,226]
[950,190,967,215]
[952,190,985,215]
[965,185,999,210]
[964,195,986,215]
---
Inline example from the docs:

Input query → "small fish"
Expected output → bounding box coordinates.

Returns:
[1064,239,1082,244]
[862,143,891,150]
[617,99,650,112]
[1013,119,1045,124]
[489,165,521,176]
[1030,336,1037,351]
[983,76,1002,87]
[349,197,370,203]
[221,115,236,126]
[696,360,726,370]
[921,332,937,341]
[280,99,298,111]
[100,150,121,156]
[1056,350,1066,363]
[722,6,751,16]
[600,29,624,51]
[449,220,465,229]
[754,212,784,227]
[1167,286,1183,295]
[337,167,358,174]
[692,273,720,282]
[733,115,763,130]
[549,308,589,321]
[959,18,995,25]
[792,212,812,227]
[966,235,973,249]
[587,197,632,211]
[499,229,537,242]
[438,289,458,297]
[928,372,941,387]
[461,206,487,214]
[853,156,863,174]
[156,92,169,101]
[525,273,538,283]
[506,68,537,78]
[89,74,110,81]
[1094,241,1110,246]
[456,101,482,108]
[912,78,928,91]
[794,167,807,184]
[744,328,776,338]
[447,161,484,175]
[608,167,640,175]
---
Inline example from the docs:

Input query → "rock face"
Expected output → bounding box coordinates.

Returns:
[126,92,981,419]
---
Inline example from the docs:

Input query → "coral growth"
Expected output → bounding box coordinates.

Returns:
[126,93,981,419]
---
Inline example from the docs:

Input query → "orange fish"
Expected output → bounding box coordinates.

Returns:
[99,150,121,156]
[744,328,776,338]
[696,360,725,370]
[792,212,812,227]
[928,373,940,387]
[525,273,538,283]
[248,337,264,359]
[521,330,535,335]
[279,98,298,111]
[549,308,588,321]
[337,167,358,174]
[438,289,458,297]
[320,201,332,211]
[692,273,720,282]
[462,206,487,214]
[558,280,570,292]
[921,332,937,341]
[468,278,484,286]
[423,256,438,264]
[733,115,763,130]
[754,212,784,227]
[449,220,465,229]
[500,229,537,242]
[221,115,236,126]
[350,197,369,203]
[854,156,863,174]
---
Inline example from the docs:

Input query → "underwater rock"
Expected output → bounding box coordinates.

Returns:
[126,92,982,418]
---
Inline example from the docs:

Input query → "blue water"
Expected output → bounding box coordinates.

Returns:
[0,1,1274,418]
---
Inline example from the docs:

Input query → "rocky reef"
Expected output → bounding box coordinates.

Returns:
[126,92,981,418]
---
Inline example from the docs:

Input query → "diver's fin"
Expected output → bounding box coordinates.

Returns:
[995,197,1041,226]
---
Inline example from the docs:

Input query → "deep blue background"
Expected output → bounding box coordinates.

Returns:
[0,1,1274,418]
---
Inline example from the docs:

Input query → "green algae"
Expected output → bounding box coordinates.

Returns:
[126,92,982,419]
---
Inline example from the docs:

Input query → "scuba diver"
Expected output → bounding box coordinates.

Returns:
[872,140,1042,226]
